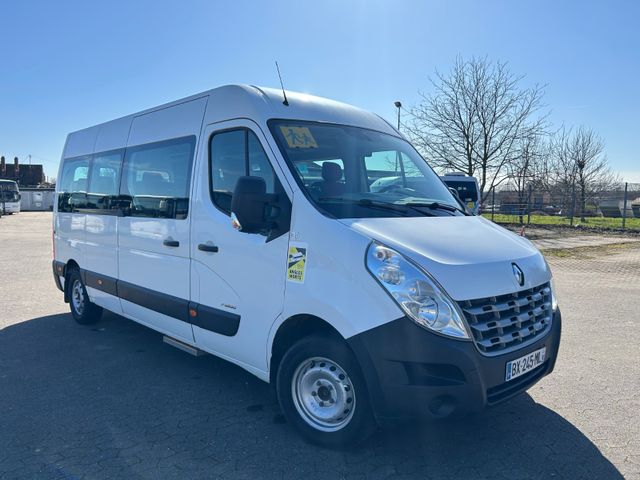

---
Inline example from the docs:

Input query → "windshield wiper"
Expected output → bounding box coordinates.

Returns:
[404,201,469,216]
[318,197,433,217]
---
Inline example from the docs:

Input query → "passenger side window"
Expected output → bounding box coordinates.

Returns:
[248,133,275,194]
[86,151,122,210]
[120,136,195,219]
[210,129,278,214]
[57,157,89,212]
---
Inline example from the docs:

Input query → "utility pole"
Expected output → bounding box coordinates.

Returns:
[622,182,629,229]
[394,101,402,130]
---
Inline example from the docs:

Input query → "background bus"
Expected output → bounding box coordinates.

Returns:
[440,172,480,215]
[0,179,21,214]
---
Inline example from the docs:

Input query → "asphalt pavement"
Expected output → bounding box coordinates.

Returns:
[1,212,638,479]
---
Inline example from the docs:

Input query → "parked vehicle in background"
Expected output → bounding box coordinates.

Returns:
[541,205,562,216]
[0,179,21,214]
[52,85,561,447]
[440,172,480,214]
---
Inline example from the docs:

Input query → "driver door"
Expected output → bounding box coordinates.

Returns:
[190,120,292,374]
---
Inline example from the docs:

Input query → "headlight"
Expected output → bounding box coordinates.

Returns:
[550,278,559,312]
[366,242,470,339]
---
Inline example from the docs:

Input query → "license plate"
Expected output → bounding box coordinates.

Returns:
[505,347,546,381]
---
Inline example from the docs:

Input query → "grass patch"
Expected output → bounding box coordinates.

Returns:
[542,242,639,259]
[483,213,640,230]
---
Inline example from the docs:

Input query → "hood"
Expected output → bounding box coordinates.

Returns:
[340,215,550,301]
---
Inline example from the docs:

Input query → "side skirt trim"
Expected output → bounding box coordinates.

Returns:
[54,262,240,336]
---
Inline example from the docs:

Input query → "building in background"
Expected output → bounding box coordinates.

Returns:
[0,156,45,186]
[0,156,54,211]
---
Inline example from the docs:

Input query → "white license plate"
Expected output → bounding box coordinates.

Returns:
[505,347,546,381]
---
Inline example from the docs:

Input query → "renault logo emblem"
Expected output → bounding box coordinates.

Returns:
[512,263,525,286]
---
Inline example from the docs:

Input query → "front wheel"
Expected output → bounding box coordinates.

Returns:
[276,335,377,448]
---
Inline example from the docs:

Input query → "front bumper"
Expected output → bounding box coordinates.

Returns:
[347,309,561,422]
[53,260,65,293]
[1,204,19,213]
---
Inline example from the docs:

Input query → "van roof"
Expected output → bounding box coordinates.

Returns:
[63,84,399,159]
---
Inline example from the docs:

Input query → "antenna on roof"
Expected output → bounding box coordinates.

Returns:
[275,61,289,106]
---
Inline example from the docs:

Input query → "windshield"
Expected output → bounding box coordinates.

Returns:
[269,121,461,218]
[0,183,19,202]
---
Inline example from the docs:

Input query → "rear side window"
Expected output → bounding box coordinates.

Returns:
[120,136,196,219]
[57,157,90,212]
[86,150,123,210]
[210,128,277,214]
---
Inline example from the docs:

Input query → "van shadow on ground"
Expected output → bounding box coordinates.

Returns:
[0,312,622,479]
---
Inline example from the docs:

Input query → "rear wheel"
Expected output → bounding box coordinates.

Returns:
[276,335,376,448]
[67,268,102,324]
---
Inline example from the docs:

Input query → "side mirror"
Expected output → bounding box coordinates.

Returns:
[231,176,277,234]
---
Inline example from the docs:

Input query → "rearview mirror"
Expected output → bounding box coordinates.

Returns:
[231,176,278,234]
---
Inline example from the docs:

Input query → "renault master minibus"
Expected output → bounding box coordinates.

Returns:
[53,85,561,447]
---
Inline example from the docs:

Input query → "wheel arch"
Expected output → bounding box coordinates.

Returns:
[63,259,80,303]
[269,314,344,384]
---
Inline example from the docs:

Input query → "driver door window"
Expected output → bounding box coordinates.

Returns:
[210,128,278,215]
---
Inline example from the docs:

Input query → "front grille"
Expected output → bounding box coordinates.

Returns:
[458,282,552,356]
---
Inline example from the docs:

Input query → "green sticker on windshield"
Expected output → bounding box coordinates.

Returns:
[280,126,318,149]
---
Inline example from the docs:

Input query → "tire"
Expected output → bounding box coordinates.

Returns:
[66,268,103,325]
[276,334,377,448]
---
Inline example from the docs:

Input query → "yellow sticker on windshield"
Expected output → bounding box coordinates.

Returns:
[280,126,318,149]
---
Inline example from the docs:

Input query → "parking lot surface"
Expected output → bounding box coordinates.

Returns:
[1,212,638,479]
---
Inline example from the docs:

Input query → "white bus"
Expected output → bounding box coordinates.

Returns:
[0,179,21,214]
[53,85,561,447]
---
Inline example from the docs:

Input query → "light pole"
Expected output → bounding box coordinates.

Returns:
[394,101,402,130]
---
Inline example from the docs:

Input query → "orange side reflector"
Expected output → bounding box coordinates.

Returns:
[189,308,198,318]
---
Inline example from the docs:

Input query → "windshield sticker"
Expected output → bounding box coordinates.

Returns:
[280,126,318,149]
[287,242,308,283]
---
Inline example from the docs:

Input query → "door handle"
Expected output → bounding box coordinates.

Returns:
[163,239,180,247]
[198,243,219,253]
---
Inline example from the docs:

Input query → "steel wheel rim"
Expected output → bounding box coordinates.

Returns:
[71,279,85,315]
[291,356,356,432]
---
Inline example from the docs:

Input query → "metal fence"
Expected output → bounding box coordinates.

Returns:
[482,182,640,231]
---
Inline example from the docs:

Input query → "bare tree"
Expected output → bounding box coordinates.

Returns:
[549,126,618,220]
[406,57,547,201]
[506,132,549,222]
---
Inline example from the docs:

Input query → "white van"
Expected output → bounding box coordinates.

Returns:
[53,85,561,447]
[440,172,481,215]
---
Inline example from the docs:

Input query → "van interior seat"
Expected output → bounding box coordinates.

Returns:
[91,175,115,195]
[140,172,168,195]
[320,162,345,198]
[72,179,88,192]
